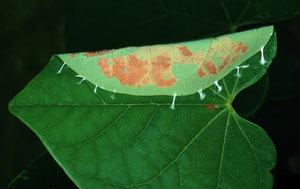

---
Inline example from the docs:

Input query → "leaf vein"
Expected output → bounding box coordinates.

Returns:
[216,111,230,188]
[122,106,160,150]
[127,109,227,188]
[232,114,262,188]
[76,105,131,147]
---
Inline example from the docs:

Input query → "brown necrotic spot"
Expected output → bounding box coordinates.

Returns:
[203,60,217,74]
[233,42,248,54]
[219,55,232,71]
[98,58,112,78]
[197,68,207,78]
[151,55,176,87]
[178,46,193,57]
[127,55,149,86]
[111,56,128,85]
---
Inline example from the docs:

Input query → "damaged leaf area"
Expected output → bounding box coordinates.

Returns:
[95,38,248,88]
[9,27,277,188]
[57,26,273,96]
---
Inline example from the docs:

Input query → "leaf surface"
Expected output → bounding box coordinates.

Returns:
[9,32,277,188]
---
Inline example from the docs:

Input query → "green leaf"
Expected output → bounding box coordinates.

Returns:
[233,73,269,117]
[9,32,277,188]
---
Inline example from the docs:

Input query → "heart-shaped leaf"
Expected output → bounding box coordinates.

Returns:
[9,31,277,188]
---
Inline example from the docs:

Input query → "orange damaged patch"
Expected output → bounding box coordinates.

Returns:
[197,68,207,78]
[204,61,218,74]
[128,54,148,68]
[178,46,193,57]
[98,58,111,78]
[127,55,148,86]
[111,56,128,85]
[233,42,248,54]
[71,53,76,58]
[219,55,231,71]
[151,55,176,87]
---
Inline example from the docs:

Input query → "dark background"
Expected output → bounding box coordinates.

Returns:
[1,0,299,188]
